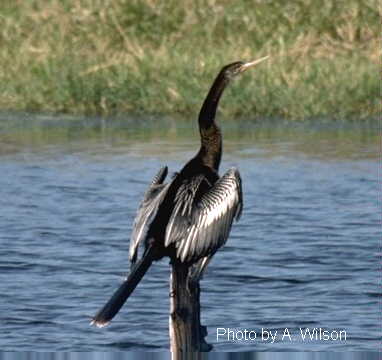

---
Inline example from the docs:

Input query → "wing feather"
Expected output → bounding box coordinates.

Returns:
[164,175,205,247]
[129,167,170,263]
[165,168,243,263]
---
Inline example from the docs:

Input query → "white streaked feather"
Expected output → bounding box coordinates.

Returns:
[164,175,205,247]
[129,167,170,263]
[165,167,242,263]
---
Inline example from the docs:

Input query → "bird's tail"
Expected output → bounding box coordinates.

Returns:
[91,248,153,327]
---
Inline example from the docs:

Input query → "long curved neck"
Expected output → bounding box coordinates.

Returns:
[196,71,229,171]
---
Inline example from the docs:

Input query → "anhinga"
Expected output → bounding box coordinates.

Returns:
[91,56,269,327]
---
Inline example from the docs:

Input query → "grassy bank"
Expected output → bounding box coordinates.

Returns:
[0,0,379,120]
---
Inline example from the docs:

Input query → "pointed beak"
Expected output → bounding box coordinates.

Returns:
[240,55,269,72]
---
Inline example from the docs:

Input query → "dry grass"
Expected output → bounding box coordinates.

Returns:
[0,0,379,119]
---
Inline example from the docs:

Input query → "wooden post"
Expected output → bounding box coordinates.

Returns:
[169,260,212,356]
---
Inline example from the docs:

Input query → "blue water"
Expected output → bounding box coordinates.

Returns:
[0,115,379,351]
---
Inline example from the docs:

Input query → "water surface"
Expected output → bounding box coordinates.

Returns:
[0,113,379,351]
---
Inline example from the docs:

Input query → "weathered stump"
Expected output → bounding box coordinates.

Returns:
[169,260,212,357]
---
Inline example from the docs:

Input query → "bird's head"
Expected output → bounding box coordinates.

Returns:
[221,56,269,79]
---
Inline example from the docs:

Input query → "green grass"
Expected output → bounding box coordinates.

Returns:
[0,0,379,119]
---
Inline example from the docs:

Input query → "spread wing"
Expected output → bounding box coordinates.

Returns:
[129,166,170,264]
[165,168,243,263]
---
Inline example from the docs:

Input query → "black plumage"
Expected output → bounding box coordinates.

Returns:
[91,57,268,327]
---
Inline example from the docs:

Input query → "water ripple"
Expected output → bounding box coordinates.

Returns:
[0,122,378,351]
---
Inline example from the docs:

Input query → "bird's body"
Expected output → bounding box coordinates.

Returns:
[92,57,268,327]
